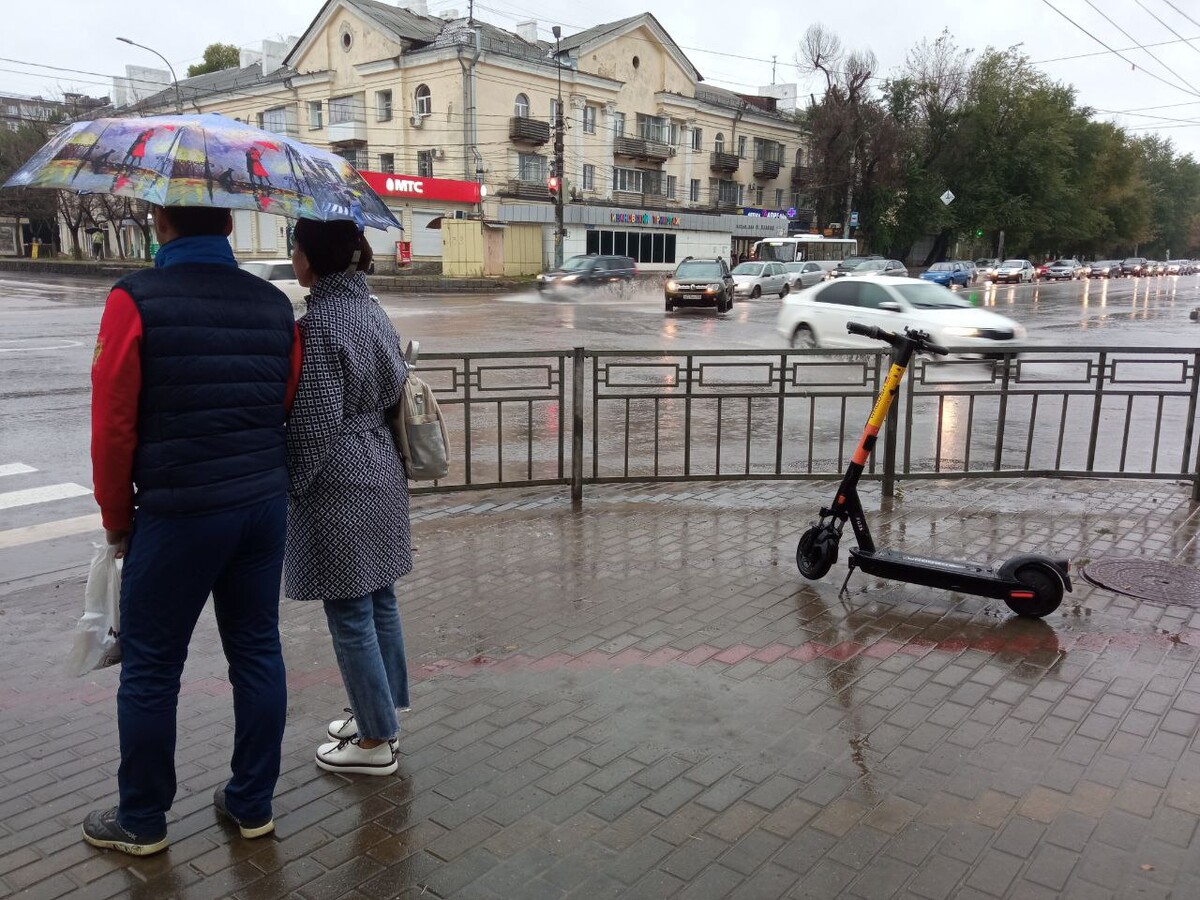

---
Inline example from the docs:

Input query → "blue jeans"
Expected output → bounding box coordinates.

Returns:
[116,496,288,836]
[322,583,409,741]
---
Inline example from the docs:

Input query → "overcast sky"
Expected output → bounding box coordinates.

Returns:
[6,0,1200,155]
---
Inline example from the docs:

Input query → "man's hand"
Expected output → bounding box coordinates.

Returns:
[105,528,130,560]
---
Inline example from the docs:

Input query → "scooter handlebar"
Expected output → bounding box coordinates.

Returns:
[845,322,950,356]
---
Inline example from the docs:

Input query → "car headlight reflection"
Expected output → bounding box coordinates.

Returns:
[944,326,981,338]
[666,279,679,291]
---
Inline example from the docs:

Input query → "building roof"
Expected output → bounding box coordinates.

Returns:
[115,62,292,114]
[342,0,445,45]
[558,13,702,82]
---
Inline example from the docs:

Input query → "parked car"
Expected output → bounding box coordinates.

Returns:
[1044,259,1083,281]
[537,254,638,293]
[976,258,1001,281]
[239,259,307,303]
[1121,257,1149,276]
[958,260,981,283]
[831,258,909,278]
[665,257,735,313]
[732,261,790,299]
[1089,261,1120,278]
[831,255,882,277]
[993,259,1036,284]
[1035,261,1052,280]
[1167,259,1190,275]
[783,261,828,290]
[775,276,1027,358]
[919,261,971,288]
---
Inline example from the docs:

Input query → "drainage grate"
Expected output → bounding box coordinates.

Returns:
[1082,558,1200,605]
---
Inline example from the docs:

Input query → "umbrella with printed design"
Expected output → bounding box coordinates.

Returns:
[2,113,401,231]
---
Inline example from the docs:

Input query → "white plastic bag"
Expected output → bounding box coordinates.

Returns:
[65,543,123,677]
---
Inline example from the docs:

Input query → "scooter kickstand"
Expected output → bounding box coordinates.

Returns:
[838,564,856,599]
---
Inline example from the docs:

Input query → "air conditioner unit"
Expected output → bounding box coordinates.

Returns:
[409,113,424,128]
[433,147,445,160]
[667,146,677,156]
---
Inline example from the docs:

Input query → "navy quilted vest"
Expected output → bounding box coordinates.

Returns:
[116,264,295,516]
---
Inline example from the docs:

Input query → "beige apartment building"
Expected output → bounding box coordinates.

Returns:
[125,0,813,271]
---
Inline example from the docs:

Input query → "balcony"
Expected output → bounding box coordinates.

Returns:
[710,151,740,174]
[753,158,782,180]
[509,116,550,146]
[614,135,670,162]
[713,198,739,213]
[791,165,814,189]
[500,179,551,201]
[328,120,367,145]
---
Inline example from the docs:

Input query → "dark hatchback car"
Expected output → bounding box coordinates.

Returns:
[665,257,735,313]
[1121,257,1149,276]
[537,254,638,292]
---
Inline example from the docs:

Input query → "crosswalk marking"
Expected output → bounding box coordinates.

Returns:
[0,463,36,478]
[0,483,92,511]
[0,514,101,550]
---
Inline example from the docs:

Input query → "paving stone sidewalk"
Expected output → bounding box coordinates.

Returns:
[1,477,1199,900]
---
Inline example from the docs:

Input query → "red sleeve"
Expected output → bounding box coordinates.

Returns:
[285,323,302,414]
[91,289,142,532]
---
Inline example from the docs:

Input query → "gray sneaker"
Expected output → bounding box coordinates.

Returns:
[213,788,275,839]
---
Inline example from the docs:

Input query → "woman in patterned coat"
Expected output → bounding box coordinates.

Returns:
[285,219,412,776]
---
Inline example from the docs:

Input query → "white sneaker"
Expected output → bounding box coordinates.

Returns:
[327,707,411,741]
[315,737,398,776]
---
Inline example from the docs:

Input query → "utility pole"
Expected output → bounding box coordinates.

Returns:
[552,25,565,268]
[842,146,854,240]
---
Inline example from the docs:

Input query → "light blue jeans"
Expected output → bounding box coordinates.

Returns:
[322,583,410,741]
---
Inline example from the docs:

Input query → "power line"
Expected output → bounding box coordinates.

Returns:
[1132,0,1200,56]
[1159,0,1200,31]
[1079,0,1200,96]
[1038,0,1200,99]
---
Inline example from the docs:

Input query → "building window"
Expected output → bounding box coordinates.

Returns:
[417,150,434,177]
[754,185,764,206]
[612,167,645,193]
[335,147,363,169]
[583,105,596,134]
[738,183,745,204]
[518,153,546,182]
[307,100,322,129]
[376,90,392,122]
[716,179,739,204]
[738,136,747,158]
[666,175,677,200]
[585,229,676,265]
[637,114,669,143]
[775,188,783,208]
[414,84,432,116]
[514,93,529,117]
[259,106,288,134]
[691,127,702,151]
[329,95,361,124]
[550,98,561,123]
[715,133,725,153]
[582,163,595,191]
[612,111,625,136]
[689,178,700,202]
[380,153,395,174]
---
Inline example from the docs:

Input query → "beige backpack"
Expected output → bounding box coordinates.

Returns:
[388,340,450,481]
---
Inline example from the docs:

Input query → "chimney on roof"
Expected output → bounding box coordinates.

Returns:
[402,0,429,14]
[439,8,459,19]
[515,20,539,42]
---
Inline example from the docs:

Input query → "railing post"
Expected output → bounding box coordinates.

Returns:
[1185,352,1200,500]
[994,353,1013,472]
[1086,351,1108,472]
[571,346,585,504]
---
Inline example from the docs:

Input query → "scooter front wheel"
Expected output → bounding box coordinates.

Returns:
[1002,563,1064,618]
[796,524,840,580]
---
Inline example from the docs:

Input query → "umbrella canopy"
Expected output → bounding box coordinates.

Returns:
[2,113,401,231]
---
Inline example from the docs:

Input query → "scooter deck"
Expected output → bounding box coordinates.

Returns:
[849,548,1021,602]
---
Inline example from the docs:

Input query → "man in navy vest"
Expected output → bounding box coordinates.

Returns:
[83,205,301,856]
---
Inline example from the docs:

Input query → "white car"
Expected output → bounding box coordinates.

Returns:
[239,259,307,303]
[783,261,829,290]
[732,261,790,299]
[993,259,1036,284]
[775,275,1027,357]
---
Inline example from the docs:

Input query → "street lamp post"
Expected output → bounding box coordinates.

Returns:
[116,37,183,114]
[552,25,565,268]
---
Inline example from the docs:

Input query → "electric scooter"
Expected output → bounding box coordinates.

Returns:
[795,322,1072,618]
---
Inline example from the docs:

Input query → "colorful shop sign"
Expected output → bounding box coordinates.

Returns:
[610,212,681,226]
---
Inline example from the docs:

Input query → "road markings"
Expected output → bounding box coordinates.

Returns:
[0,339,83,353]
[0,483,92,511]
[0,463,36,478]
[0,514,101,550]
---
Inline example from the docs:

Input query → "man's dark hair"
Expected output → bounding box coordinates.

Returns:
[157,205,231,237]
[292,219,374,278]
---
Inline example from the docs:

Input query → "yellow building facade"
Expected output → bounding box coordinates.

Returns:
[130,0,811,271]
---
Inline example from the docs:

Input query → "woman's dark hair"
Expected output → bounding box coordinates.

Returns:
[292,219,374,278]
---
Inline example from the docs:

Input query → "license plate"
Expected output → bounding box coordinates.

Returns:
[683,294,702,300]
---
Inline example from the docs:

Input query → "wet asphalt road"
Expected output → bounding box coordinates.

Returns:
[2,271,1200,588]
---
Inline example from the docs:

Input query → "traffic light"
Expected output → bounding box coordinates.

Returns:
[547,175,561,198]
[975,228,983,237]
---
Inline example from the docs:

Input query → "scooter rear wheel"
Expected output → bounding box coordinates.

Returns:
[1003,564,1064,618]
[796,525,839,580]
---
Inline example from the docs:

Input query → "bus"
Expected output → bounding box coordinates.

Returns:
[752,235,859,263]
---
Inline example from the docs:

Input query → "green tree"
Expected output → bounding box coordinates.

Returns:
[187,43,241,78]
[0,123,59,255]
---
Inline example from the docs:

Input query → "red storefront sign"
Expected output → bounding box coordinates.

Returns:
[360,171,481,204]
